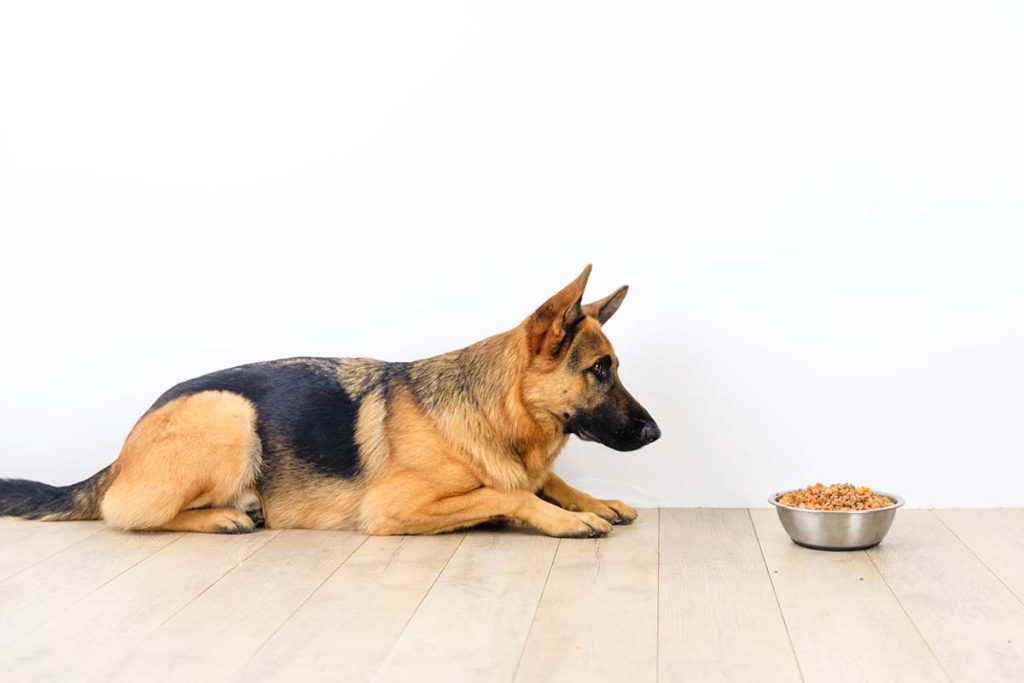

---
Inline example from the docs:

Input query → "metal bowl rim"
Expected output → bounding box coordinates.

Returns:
[768,490,905,513]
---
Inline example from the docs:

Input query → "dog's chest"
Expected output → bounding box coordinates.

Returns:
[521,435,569,489]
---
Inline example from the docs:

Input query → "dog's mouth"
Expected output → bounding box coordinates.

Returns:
[564,415,600,443]
[574,427,598,442]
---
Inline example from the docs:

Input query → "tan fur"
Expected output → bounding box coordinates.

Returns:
[100,391,262,532]
[257,390,391,530]
[359,382,610,536]
[351,319,630,537]
[260,452,365,530]
[347,268,637,538]
[54,265,652,538]
[161,507,255,533]
[540,472,638,524]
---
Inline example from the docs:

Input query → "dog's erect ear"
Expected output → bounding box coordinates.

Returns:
[526,265,592,357]
[583,285,628,325]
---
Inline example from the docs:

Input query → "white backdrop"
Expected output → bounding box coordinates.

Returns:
[1,1,1021,507]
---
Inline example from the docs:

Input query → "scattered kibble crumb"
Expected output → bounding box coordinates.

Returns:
[778,483,895,511]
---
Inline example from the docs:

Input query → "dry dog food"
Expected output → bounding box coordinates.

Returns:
[778,483,895,510]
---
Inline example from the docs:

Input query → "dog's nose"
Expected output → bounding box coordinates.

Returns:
[640,421,661,444]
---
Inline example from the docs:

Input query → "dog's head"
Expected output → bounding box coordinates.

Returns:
[521,265,660,452]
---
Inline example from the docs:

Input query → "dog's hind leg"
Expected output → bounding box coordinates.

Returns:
[100,391,263,533]
[161,507,257,534]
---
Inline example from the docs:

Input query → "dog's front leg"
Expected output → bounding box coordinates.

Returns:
[540,473,638,525]
[367,486,613,538]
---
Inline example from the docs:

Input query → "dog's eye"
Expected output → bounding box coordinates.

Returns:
[591,360,609,380]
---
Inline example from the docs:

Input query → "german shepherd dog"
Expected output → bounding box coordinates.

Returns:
[0,266,659,537]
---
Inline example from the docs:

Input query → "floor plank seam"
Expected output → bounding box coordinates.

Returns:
[510,536,561,683]
[241,532,371,670]
[747,509,806,683]
[12,511,1024,682]
[369,532,467,681]
[655,508,661,683]
[0,524,106,583]
[0,531,186,670]
[863,546,953,682]
[146,530,282,637]
[930,509,1024,610]
[56,533,185,614]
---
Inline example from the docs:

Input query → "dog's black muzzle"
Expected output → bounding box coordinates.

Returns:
[566,393,660,452]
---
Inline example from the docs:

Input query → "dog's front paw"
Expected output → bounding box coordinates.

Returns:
[545,511,614,538]
[598,499,638,525]
[571,498,638,525]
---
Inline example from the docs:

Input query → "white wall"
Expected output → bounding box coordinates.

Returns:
[1,1,1021,507]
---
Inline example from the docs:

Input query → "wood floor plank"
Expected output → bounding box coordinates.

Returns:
[515,510,659,683]
[868,510,1024,681]
[7,510,1023,682]
[0,528,181,647]
[751,508,947,682]
[108,529,366,682]
[0,519,104,581]
[935,509,1024,603]
[2,529,277,681]
[375,530,559,682]
[242,533,464,682]
[659,509,801,682]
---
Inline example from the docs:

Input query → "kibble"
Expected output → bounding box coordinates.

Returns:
[778,482,895,511]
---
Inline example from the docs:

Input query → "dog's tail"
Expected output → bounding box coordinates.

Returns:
[0,466,114,521]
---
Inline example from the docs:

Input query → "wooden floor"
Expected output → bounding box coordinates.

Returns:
[2,510,1024,682]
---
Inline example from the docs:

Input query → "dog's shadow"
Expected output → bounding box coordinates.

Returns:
[455,520,553,537]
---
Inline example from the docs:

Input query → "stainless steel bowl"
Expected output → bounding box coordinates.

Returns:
[768,490,905,551]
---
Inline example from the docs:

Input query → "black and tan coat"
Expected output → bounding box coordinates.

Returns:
[0,266,660,537]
